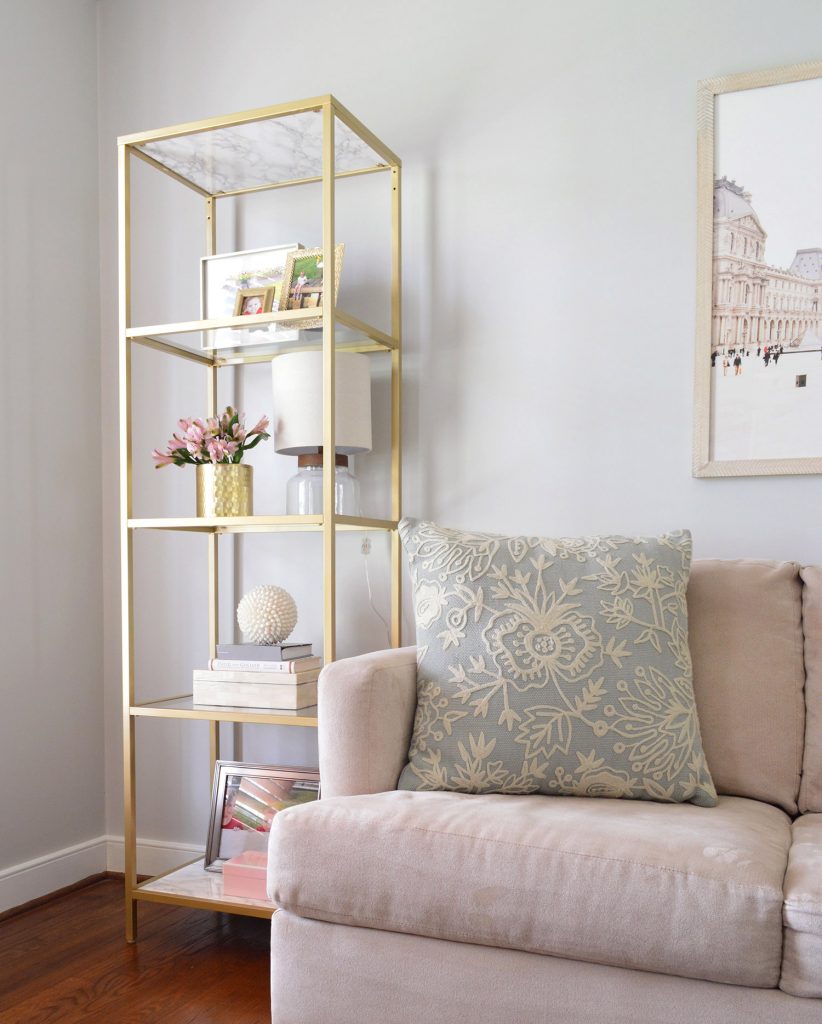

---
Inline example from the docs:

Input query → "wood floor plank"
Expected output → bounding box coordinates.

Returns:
[0,879,270,1023]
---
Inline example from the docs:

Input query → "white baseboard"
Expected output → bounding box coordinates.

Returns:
[0,836,107,914]
[105,835,205,876]
[0,835,205,915]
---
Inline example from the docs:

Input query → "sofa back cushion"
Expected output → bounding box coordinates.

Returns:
[687,560,804,815]
[398,518,717,806]
[799,567,822,812]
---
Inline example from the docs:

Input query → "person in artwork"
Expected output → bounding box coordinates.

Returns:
[723,356,730,376]
[711,350,718,367]
[733,353,743,376]
[764,350,771,367]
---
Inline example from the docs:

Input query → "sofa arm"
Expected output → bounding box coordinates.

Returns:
[318,646,418,798]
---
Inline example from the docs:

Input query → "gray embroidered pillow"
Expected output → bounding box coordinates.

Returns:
[398,518,716,807]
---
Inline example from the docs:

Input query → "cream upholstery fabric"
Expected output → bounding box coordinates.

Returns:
[781,814,822,997]
[800,568,822,812]
[271,913,822,1024]
[687,560,805,814]
[317,646,417,798]
[269,789,790,987]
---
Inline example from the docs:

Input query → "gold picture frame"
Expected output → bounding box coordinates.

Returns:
[233,286,273,317]
[280,244,345,329]
[694,59,822,477]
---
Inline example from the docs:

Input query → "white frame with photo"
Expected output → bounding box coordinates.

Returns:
[200,242,302,351]
[694,59,822,477]
[204,760,320,872]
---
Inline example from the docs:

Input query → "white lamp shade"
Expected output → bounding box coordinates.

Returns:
[272,351,372,455]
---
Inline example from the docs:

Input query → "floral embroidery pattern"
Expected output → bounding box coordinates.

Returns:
[398,519,717,807]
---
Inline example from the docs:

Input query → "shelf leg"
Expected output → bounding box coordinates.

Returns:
[390,163,402,647]
[322,101,337,662]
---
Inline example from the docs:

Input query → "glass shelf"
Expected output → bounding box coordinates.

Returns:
[128,515,398,534]
[127,308,396,364]
[135,858,276,918]
[131,695,318,727]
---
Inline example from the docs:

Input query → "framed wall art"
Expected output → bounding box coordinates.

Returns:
[694,60,822,477]
[204,761,320,872]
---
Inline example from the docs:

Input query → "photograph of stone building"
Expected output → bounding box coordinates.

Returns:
[712,176,822,353]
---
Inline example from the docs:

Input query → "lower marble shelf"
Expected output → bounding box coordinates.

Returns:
[135,858,276,918]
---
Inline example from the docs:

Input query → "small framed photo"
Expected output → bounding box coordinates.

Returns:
[200,243,302,350]
[205,761,320,872]
[233,287,273,317]
[281,245,345,329]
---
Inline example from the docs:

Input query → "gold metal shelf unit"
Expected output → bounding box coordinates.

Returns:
[119,95,402,938]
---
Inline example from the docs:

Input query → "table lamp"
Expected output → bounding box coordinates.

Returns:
[271,351,372,515]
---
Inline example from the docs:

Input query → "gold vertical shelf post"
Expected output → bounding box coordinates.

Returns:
[118,97,401,940]
[118,142,138,942]
[205,196,221,776]
[322,100,337,662]
[390,163,402,646]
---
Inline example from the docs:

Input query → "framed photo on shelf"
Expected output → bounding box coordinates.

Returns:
[204,761,320,872]
[281,244,345,329]
[200,242,302,350]
[694,60,822,477]
[233,286,273,316]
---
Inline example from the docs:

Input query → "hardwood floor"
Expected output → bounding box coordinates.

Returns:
[0,878,271,1023]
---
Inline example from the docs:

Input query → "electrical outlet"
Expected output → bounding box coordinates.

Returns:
[361,537,372,556]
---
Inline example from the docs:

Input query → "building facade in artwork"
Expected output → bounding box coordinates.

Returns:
[712,176,822,352]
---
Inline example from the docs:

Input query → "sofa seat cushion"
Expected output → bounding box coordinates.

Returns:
[781,814,822,997]
[269,790,790,988]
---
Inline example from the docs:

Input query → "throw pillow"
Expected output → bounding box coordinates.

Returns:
[398,518,717,806]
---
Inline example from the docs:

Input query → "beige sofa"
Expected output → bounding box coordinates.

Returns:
[268,561,822,1023]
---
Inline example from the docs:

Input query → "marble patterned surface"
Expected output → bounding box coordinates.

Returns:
[138,111,384,193]
[139,858,275,910]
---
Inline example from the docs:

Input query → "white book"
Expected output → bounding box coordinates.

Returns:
[194,668,319,685]
[209,656,322,673]
[193,678,317,710]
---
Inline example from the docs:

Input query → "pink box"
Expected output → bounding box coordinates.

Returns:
[223,850,270,900]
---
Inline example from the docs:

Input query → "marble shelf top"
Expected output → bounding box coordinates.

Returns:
[137,110,385,194]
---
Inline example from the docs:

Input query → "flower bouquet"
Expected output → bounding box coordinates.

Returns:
[152,407,270,517]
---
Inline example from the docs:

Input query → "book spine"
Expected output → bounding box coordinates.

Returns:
[193,679,317,710]
[209,657,321,673]
[215,646,312,661]
[194,669,319,685]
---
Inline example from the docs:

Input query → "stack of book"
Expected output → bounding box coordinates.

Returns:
[193,643,320,710]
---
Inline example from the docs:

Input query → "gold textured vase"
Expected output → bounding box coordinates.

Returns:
[196,463,253,517]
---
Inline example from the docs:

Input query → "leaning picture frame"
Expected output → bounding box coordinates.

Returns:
[280,244,345,330]
[204,761,320,872]
[694,60,822,477]
[200,242,302,350]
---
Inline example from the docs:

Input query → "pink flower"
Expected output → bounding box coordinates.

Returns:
[177,418,192,433]
[232,423,247,442]
[206,417,220,434]
[247,415,270,436]
[168,435,187,451]
[152,449,175,467]
[207,438,230,463]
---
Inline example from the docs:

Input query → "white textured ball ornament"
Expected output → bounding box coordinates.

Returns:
[237,585,298,645]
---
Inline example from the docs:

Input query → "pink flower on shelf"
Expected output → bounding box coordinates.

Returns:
[152,406,269,468]
[207,438,230,463]
[152,449,176,467]
[248,415,270,436]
